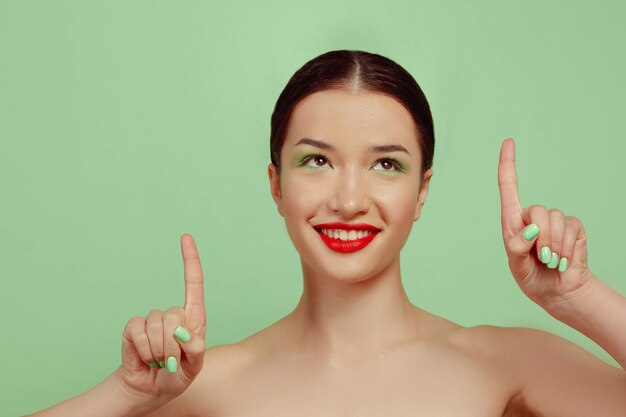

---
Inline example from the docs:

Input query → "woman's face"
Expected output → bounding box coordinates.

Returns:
[268,89,433,282]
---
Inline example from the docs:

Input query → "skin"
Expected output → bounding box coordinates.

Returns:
[268,89,434,358]
[147,89,624,417]
[28,89,626,417]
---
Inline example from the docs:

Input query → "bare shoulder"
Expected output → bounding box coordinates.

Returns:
[447,324,523,356]
[449,324,564,356]
[452,324,625,416]
[456,324,619,374]
[139,342,256,417]
[431,319,514,360]
[181,341,258,415]
[445,325,555,417]
[447,324,610,379]
[202,341,259,376]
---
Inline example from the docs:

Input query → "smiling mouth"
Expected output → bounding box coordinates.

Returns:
[314,228,379,241]
[313,227,381,253]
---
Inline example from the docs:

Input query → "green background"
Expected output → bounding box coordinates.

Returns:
[2,1,625,415]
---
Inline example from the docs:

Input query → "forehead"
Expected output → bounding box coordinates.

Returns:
[284,89,421,154]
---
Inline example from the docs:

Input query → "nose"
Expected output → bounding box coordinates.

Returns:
[327,165,371,217]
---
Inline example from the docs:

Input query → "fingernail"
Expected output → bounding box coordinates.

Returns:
[541,246,552,263]
[149,361,158,368]
[166,356,177,373]
[547,252,559,269]
[522,224,540,241]
[558,257,568,272]
[159,360,165,368]
[174,326,191,343]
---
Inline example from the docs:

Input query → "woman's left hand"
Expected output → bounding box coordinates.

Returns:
[497,138,594,311]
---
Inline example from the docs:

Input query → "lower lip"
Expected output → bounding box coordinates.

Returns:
[316,230,379,253]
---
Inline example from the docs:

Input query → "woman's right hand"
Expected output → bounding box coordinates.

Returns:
[115,234,207,406]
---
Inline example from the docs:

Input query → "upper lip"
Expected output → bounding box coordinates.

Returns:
[312,222,381,231]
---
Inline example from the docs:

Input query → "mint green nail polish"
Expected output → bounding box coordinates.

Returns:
[523,224,540,241]
[159,360,165,368]
[541,246,552,263]
[547,252,559,269]
[558,257,568,272]
[166,356,177,373]
[149,361,158,368]
[174,326,191,343]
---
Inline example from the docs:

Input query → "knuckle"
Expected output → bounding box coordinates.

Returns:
[127,316,145,327]
[164,308,185,323]
[131,330,148,344]
[529,205,547,219]
[165,306,185,315]
[531,204,546,213]
[565,215,580,225]
[567,216,586,236]
[549,209,565,220]
[145,318,162,332]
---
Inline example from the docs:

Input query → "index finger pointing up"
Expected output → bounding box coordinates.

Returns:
[498,138,524,233]
[180,234,206,334]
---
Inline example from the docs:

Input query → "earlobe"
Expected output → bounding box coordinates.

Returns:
[268,163,284,217]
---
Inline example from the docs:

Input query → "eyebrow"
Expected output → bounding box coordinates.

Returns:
[294,137,411,155]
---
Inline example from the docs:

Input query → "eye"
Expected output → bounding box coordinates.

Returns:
[299,153,331,168]
[372,158,403,172]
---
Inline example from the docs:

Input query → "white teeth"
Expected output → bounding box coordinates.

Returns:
[319,229,374,241]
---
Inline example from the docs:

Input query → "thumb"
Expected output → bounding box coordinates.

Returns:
[568,226,589,274]
[174,325,206,377]
[505,223,541,280]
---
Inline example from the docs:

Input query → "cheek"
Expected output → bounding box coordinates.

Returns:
[378,183,420,225]
[281,176,321,223]
[279,177,325,256]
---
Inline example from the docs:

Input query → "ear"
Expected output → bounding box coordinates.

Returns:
[414,168,433,222]
[268,163,284,217]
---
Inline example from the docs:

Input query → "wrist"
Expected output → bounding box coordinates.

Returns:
[544,272,600,321]
[543,274,626,369]
[108,368,169,416]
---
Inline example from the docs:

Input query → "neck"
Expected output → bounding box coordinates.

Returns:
[285,256,422,358]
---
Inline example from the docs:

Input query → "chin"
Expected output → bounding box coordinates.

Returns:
[291,226,404,283]
[303,256,397,284]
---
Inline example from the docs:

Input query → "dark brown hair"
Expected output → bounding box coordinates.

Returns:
[270,49,435,181]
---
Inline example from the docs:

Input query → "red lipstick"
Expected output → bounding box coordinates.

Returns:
[312,222,381,254]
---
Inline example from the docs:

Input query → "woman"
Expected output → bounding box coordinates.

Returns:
[29,50,625,417]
